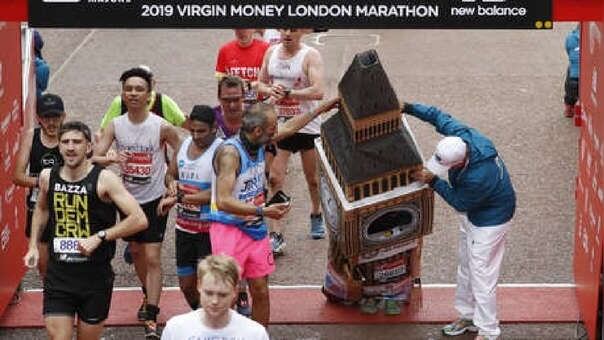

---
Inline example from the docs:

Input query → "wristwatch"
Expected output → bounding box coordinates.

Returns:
[97,230,107,242]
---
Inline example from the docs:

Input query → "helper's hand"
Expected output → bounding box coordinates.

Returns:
[78,235,102,257]
[411,168,436,184]
[263,202,291,220]
[23,246,39,269]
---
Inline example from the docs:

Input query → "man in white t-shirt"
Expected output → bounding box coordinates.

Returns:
[161,255,269,340]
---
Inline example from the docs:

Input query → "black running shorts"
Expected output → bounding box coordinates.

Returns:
[43,262,114,325]
[276,133,319,153]
[123,196,168,243]
[175,229,211,277]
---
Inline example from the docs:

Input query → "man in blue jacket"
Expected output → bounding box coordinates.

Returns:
[564,25,580,118]
[403,103,516,340]
[33,30,49,99]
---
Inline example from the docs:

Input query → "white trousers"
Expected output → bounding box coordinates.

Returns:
[454,214,510,337]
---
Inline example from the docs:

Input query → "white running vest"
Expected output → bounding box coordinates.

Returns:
[267,43,320,134]
[175,136,223,233]
[113,113,167,203]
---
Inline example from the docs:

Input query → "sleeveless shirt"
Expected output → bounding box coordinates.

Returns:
[113,113,167,203]
[267,43,320,134]
[47,164,117,264]
[210,137,268,240]
[175,136,223,233]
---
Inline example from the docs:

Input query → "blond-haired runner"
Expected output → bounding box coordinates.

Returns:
[161,255,269,340]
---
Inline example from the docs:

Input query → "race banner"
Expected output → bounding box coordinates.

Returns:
[0,22,28,318]
[574,21,604,340]
[28,0,551,29]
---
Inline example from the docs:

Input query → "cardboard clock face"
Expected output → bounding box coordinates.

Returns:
[362,205,420,244]
[320,175,340,231]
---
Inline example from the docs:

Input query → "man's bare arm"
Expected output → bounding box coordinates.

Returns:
[214,146,257,215]
[98,170,148,240]
[161,123,182,155]
[256,45,277,96]
[273,98,339,142]
[12,129,37,188]
[23,168,51,268]
[91,121,118,165]
[29,169,51,246]
[78,170,148,256]
[289,48,325,101]
[164,143,180,193]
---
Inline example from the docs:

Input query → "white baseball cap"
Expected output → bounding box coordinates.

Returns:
[426,136,467,175]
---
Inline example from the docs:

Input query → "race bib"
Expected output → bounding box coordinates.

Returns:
[122,151,152,184]
[53,237,82,254]
[176,184,202,219]
[276,98,302,117]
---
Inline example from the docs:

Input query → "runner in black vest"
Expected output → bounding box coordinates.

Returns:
[13,93,65,278]
[24,121,147,340]
[26,128,62,233]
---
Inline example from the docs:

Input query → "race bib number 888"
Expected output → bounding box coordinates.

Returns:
[53,237,82,254]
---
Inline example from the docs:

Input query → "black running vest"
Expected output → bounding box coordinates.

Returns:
[27,128,62,208]
[47,164,117,264]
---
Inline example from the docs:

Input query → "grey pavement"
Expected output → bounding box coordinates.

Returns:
[4,23,582,339]
[0,323,585,340]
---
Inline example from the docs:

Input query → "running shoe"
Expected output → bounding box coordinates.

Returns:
[383,297,401,316]
[270,232,286,255]
[359,298,379,315]
[144,320,160,339]
[236,291,252,318]
[442,318,478,336]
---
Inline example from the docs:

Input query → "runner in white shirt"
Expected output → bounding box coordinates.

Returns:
[157,105,223,311]
[257,28,326,254]
[93,67,181,339]
[161,255,269,340]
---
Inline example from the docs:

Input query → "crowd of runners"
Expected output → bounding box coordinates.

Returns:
[15,27,521,340]
[16,28,337,339]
